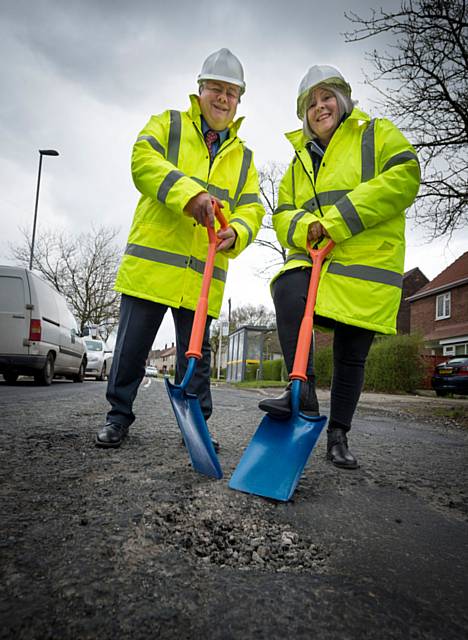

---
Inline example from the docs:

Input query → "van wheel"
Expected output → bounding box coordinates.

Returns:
[34,353,55,386]
[436,390,448,397]
[73,359,86,383]
[3,372,19,384]
[97,362,106,381]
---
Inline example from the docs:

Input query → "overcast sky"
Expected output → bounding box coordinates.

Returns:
[1,0,466,347]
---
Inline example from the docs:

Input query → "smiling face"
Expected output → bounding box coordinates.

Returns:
[306,86,340,146]
[198,81,240,131]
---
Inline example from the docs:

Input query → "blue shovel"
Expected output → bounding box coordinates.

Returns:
[229,240,335,501]
[165,203,228,480]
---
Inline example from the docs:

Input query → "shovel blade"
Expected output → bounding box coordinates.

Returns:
[165,379,223,479]
[229,412,327,501]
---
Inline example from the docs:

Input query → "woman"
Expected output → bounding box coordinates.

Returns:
[259,65,420,469]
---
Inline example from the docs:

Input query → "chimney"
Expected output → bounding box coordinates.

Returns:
[171,342,174,348]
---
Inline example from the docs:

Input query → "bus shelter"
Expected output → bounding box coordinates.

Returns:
[226,325,270,382]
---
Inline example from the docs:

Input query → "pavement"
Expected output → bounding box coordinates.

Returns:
[0,379,467,639]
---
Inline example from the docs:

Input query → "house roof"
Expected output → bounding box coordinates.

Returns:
[407,251,468,301]
[403,266,426,278]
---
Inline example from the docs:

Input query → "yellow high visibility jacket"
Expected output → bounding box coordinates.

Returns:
[114,95,264,318]
[273,107,420,334]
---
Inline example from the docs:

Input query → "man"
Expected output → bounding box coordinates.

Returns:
[96,48,264,450]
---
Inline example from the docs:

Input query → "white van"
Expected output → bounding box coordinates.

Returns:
[0,265,87,385]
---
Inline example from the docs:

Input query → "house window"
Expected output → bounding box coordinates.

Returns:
[443,345,455,356]
[455,343,468,356]
[435,292,451,320]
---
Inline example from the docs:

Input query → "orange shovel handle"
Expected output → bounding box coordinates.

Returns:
[185,202,229,359]
[289,239,335,382]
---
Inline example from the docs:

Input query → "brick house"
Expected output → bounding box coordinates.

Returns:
[397,267,429,334]
[407,251,468,357]
[314,266,429,349]
[148,343,176,374]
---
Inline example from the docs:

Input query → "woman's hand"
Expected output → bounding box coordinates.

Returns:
[307,221,330,243]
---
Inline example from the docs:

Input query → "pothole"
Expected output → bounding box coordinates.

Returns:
[141,496,329,573]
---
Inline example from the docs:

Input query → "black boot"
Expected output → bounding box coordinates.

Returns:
[258,380,319,419]
[95,422,129,448]
[326,427,358,469]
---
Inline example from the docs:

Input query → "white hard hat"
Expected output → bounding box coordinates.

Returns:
[198,48,246,95]
[297,65,351,119]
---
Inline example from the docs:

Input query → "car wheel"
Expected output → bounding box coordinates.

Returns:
[97,362,106,381]
[3,372,19,384]
[34,353,55,386]
[435,390,448,397]
[73,359,86,383]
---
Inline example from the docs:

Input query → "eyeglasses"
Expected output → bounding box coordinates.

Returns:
[203,83,240,101]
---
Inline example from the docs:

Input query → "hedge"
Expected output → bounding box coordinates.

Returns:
[240,334,426,393]
[363,334,425,393]
[262,358,284,381]
[313,333,426,393]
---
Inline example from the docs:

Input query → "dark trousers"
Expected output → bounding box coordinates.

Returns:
[273,269,375,431]
[106,294,212,428]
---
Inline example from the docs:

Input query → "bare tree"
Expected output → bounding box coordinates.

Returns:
[10,226,122,338]
[254,162,288,276]
[344,0,468,237]
[229,303,276,330]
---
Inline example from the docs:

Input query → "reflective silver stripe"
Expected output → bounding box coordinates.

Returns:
[302,197,318,212]
[157,170,184,203]
[189,257,227,282]
[125,243,186,268]
[291,158,296,202]
[361,119,376,182]
[191,176,234,208]
[234,147,252,205]
[303,190,351,213]
[383,151,419,173]
[192,176,207,189]
[237,193,262,206]
[208,185,233,207]
[167,110,181,166]
[285,252,312,265]
[328,262,402,288]
[125,243,227,282]
[287,210,307,247]
[136,135,165,157]
[273,203,295,215]
[336,195,364,235]
[230,217,253,245]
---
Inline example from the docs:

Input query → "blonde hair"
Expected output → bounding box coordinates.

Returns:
[303,84,354,140]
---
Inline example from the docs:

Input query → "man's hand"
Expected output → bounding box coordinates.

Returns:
[216,226,237,252]
[307,221,330,243]
[184,193,223,227]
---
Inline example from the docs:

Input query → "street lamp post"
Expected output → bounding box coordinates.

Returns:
[29,149,59,270]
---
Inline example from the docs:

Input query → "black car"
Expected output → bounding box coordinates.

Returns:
[431,357,468,397]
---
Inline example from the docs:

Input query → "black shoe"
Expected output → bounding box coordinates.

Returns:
[180,436,220,453]
[258,381,319,419]
[326,428,358,469]
[95,422,128,448]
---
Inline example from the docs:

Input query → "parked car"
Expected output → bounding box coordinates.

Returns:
[84,338,113,381]
[431,357,468,397]
[0,265,87,385]
[145,365,158,377]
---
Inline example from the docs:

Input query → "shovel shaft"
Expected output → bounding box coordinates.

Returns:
[185,202,229,360]
[290,240,335,382]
